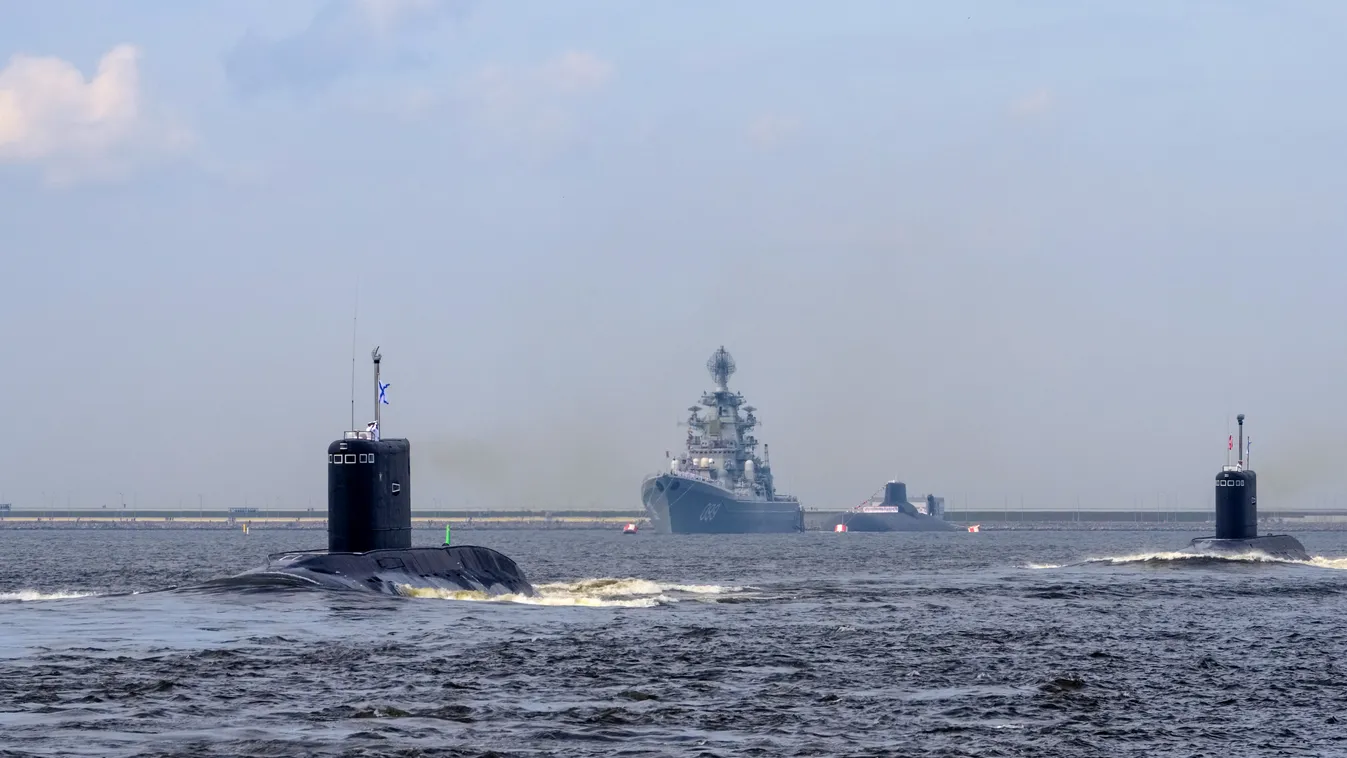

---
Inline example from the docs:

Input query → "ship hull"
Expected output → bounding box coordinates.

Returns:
[641,474,803,534]
[1186,534,1309,562]
[250,545,536,596]
[828,511,958,533]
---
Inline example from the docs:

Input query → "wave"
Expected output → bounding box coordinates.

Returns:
[166,572,751,607]
[395,577,751,608]
[536,577,744,597]
[0,590,98,602]
[1027,550,1347,570]
[182,571,323,594]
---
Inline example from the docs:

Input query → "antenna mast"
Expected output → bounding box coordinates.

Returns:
[1236,413,1245,470]
[372,346,382,436]
[350,300,359,431]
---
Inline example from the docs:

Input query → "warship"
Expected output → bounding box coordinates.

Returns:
[641,347,804,534]
[1184,414,1309,561]
[828,480,958,533]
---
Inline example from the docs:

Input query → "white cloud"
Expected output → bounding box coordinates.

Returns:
[460,51,614,147]
[356,0,447,37]
[536,51,614,95]
[225,0,469,98]
[0,45,191,185]
[1010,88,1054,118]
[746,114,800,150]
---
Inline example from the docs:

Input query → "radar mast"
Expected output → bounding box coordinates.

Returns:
[707,346,736,392]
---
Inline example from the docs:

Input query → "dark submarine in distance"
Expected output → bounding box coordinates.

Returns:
[253,347,536,597]
[1186,413,1309,562]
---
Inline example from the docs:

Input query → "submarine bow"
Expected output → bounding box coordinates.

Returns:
[264,544,534,596]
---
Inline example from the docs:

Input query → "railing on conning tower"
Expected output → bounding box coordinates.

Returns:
[343,430,376,440]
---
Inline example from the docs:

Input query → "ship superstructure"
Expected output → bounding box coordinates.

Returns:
[641,347,804,533]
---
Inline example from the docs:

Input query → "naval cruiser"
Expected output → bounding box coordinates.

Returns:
[641,347,804,534]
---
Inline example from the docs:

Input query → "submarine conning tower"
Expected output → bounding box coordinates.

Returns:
[1215,413,1257,540]
[328,436,411,552]
[882,481,908,507]
[326,346,412,553]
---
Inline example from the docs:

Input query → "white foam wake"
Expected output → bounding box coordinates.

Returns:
[1026,550,1347,570]
[394,577,748,607]
[0,590,97,602]
[1306,556,1347,570]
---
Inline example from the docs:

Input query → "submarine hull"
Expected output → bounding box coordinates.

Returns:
[1187,535,1309,562]
[641,474,804,534]
[258,545,535,596]
[827,511,958,532]
[827,481,955,532]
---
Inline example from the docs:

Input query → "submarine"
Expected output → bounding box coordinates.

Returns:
[826,480,958,533]
[252,347,536,597]
[1186,413,1309,562]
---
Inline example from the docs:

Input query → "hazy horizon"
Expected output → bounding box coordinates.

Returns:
[3,1,1347,514]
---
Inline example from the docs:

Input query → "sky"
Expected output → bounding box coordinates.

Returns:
[2,0,1347,513]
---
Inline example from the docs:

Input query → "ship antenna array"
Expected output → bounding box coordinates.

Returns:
[707,346,736,391]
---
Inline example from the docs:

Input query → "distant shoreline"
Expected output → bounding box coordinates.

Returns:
[0,516,640,531]
[5,507,1347,532]
[2,519,1344,532]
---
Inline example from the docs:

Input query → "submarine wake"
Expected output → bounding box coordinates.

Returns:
[1027,549,1347,570]
[395,577,754,607]
[546,577,747,596]
[0,589,99,602]
[171,575,752,606]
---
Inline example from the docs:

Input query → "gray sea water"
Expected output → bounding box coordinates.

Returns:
[2,527,1347,757]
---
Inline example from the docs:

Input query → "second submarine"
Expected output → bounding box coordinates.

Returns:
[1186,414,1309,561]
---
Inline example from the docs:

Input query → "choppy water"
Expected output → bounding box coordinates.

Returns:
[3,528,1347,757]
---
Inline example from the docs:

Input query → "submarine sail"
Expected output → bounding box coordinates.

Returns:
[1186,414,1308,561]
[256,346,536,596]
